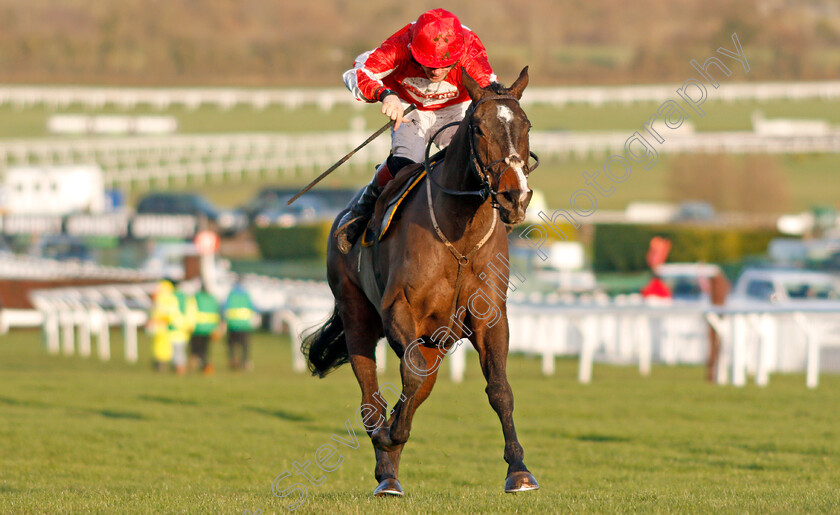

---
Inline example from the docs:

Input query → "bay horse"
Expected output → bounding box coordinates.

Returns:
[302,67,540,497]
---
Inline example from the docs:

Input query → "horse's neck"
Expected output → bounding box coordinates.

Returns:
[431,121,495,242]
[437,121,475,192]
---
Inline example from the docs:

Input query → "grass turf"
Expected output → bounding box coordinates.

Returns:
[1,329,839,513]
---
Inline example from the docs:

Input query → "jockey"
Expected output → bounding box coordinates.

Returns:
[335,8,497,254]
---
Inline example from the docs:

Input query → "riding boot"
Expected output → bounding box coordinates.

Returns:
[334,163,389,254]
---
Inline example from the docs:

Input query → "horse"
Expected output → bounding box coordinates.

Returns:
[302,66,540,497]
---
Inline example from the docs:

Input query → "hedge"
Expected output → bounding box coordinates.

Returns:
[593,223,782,272]
[253,221,333,260]
[511,221,580,242]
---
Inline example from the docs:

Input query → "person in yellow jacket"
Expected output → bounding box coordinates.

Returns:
[148,280,176,372]
[170,283,194,376]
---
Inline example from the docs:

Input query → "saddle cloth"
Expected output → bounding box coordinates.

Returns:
[361,163,428,247]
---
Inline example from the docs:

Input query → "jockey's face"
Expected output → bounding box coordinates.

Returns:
[421,63,456,82]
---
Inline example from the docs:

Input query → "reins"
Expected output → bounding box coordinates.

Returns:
[424,121,489,201]
[422,95,541,208]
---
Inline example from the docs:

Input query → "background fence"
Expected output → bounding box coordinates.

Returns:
[2,130,839,193]
[2,81,840,110]
[11,271,840,389]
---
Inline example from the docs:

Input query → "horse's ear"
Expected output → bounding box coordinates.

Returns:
[508,66,530,100]
[462,69,485,101]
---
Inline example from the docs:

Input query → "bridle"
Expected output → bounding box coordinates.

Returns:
[421,94,540,343]
[423,95,540,208]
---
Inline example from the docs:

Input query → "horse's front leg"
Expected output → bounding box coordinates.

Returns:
[471,315,539,493]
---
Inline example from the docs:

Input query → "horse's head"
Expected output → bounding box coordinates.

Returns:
[462,66,535,225]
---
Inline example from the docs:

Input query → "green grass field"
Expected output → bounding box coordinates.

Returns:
[2,329,839,513]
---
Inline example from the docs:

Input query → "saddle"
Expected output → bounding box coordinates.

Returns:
[360,155,440,247]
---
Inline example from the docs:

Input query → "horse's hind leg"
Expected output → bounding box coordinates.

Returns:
[369,337,444,495]
[471,318,540,493]
[337,283,404,496]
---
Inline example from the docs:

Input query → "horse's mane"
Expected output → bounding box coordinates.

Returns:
[486,82,510,96]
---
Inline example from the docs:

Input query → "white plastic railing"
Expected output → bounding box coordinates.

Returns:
[16,270,839,388]
[268,281,840,388]
[0,254,159,281]
[3,81,840,110]
[2,130,840,194]
[28,282,156,362]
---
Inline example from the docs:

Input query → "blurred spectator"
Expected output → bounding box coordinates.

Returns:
[706,271,732,383]
[170,282,194,376]
[641,274,672,299]
[642,236,673,301]
[148,279,176,372]
[224,279,256,370]
[188,283,221,375]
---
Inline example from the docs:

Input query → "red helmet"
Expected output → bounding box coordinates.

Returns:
[409,9,465,68]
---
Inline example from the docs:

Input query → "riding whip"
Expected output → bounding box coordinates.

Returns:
[286,104,417,205]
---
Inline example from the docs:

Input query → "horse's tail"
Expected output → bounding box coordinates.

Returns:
[301,305,349,378]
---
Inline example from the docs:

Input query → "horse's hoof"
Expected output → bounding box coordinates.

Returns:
[373,478,404,497]
[504,471,540,493]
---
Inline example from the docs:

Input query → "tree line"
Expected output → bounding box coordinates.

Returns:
[1,0,838,86]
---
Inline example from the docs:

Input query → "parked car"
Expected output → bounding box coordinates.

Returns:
[29,234,95,263]
[0,235,13,255]
[728,268,840,306]
[136,192,247,236]
[240,187,356,225]
[671,201,716,222]
[656,263,722,303]
[253,195,338,228]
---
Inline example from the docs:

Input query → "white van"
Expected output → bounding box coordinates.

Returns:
[3,165,106,215]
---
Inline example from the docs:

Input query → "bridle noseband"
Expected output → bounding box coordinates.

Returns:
[423,95,540,208]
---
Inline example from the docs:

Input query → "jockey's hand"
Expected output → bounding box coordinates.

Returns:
[381,94,405,130]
